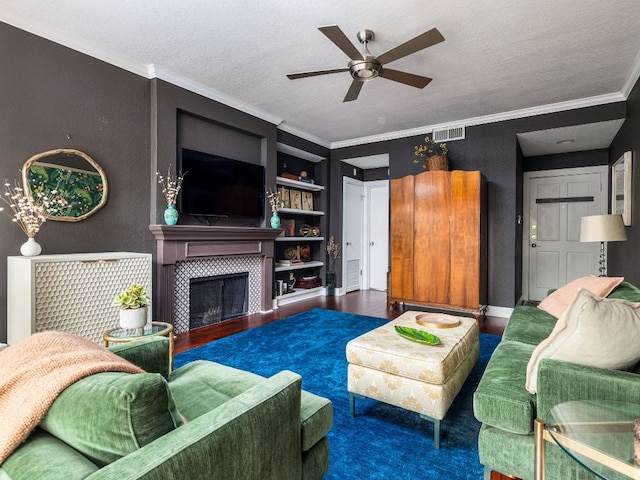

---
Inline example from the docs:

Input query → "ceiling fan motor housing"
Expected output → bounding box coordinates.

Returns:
[349,55,380,81]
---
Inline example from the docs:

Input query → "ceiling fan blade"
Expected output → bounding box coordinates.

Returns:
[376,28,444,65]
[343,80,364,102]
[379,68,432,89]
[287,68,349,80]
[318,25,364,61]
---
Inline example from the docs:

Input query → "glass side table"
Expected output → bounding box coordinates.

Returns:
[534,400,640,480]
[103,321,174,372]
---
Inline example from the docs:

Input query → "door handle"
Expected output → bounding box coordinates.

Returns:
[346,242,352,246]
[531,243,537,248]
[369,241,374,246]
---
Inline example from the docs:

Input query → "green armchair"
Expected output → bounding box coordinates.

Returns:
[0,337,332,479]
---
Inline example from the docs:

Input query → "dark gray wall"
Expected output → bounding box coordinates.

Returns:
[0,23,151,342]
[524,149,609,171]
[609,77,640,285]
[331,102,627,308]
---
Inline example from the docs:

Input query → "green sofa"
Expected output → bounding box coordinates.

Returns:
[0,337,332,479]
[473,281,640,480]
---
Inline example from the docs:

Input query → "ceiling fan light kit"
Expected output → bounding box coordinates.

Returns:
[287,25,444,102]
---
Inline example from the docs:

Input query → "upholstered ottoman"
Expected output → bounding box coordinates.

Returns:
[346,311,479,448]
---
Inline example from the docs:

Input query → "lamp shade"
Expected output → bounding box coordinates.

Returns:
[580,214,627,242]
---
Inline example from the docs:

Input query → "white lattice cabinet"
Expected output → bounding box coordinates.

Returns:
[7,252,152,344]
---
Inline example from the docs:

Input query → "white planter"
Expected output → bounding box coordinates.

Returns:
[119,306,148,330]
[20,238,42,256]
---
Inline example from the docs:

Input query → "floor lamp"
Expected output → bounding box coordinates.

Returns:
[580,214,627,277]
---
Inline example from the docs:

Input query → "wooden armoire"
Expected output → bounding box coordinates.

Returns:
[388,170,487,318]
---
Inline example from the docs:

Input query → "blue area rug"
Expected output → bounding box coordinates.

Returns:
[175,308,500,479]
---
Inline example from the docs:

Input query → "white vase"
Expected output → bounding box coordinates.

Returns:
[119,306,148,330]
[20,237,42,256]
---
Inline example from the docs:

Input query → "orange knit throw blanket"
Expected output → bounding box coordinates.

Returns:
[0,332,144,464]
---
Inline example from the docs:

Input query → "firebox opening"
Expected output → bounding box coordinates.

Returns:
[189,273,249,330]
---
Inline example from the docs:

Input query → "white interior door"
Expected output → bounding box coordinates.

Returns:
[523,166,607,301]
[343,178,363,292]
[367,181,389,291]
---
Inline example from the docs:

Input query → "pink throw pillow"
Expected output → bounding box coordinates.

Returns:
[537,275,623,318]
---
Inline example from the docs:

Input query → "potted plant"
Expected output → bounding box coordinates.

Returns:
[114,283,150,330]
[413,135,449,171]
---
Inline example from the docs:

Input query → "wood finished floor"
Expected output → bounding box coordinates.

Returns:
[175,289,508,354]
[174,289,515,480]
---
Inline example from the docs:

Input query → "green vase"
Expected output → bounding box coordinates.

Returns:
[270,212,281,229]
[326,271,336,296]
[164,204,179,225]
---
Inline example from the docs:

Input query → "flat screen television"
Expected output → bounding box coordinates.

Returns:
[177,148,264,218]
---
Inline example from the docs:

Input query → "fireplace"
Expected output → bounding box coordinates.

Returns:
[189,273,249,330]
[150,225,282,334]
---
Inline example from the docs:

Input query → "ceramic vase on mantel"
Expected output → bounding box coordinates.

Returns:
[20,237,42,256]
[270,212,281,229]
[164,204,179,225]
[119,306,148,330]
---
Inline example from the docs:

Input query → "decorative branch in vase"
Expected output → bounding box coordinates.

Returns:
[156,164,186,225]
[266,187,282,229]
[0,179,62,256]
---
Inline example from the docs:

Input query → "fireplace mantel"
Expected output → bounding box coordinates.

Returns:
[150,225,282,326]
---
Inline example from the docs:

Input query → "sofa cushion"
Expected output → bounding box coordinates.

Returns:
[169,360,332,451]
[502,305,557,346]
[608,280,640,302]
[1,429,99,480]
[537,275,623,318]
[526,288,640,394]
[39,371,183,467]
[473,340,537,434]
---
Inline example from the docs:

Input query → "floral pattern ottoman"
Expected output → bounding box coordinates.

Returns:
[346,311,479,448]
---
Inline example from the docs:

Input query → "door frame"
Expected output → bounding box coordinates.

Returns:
[362,179,389,291]
[342,177,364,293]
[522,165,608,301]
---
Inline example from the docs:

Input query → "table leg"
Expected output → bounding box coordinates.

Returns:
[168,331,174,372]
[534,418,545,480]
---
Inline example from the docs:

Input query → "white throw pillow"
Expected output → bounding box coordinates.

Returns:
[525,288,640,394]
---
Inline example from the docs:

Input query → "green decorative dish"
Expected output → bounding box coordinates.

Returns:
[394,326,441,346]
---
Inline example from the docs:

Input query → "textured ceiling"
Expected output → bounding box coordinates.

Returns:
[2,0,640,152]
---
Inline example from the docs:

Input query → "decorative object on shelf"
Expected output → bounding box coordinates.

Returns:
[156,164,186,225]
[266,186,282,229]
[611,151,632,226]
[300,245,311,262]
[326,235,340,296]
[298,224,320,237]
[283,219,296,236]
[278,186,291,208]
[280,172,299,181]
[23,148,108,222]
[299,171,315,184]
[297,275,321,289]
[284,246,300,261]
[1,179,55,256]
[290,189,302,209]
[302,191,314,211]
[414,135,449,171]
[114,283,150,330]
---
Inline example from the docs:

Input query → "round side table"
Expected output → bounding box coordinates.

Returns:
[103,321,174,372]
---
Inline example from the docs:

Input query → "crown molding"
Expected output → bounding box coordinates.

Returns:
[330,92,625,149]
[621,50,640,98]
[147,65,284,126]
[277,123,332,149]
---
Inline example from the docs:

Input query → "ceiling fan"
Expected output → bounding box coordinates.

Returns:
[287,25,444,102]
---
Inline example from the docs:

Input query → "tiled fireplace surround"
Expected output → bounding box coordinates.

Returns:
[149,225,282,334]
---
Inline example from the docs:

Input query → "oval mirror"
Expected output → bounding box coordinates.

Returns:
[22,148,108,222]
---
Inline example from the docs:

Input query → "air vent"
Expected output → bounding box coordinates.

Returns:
[432,124,465,142]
